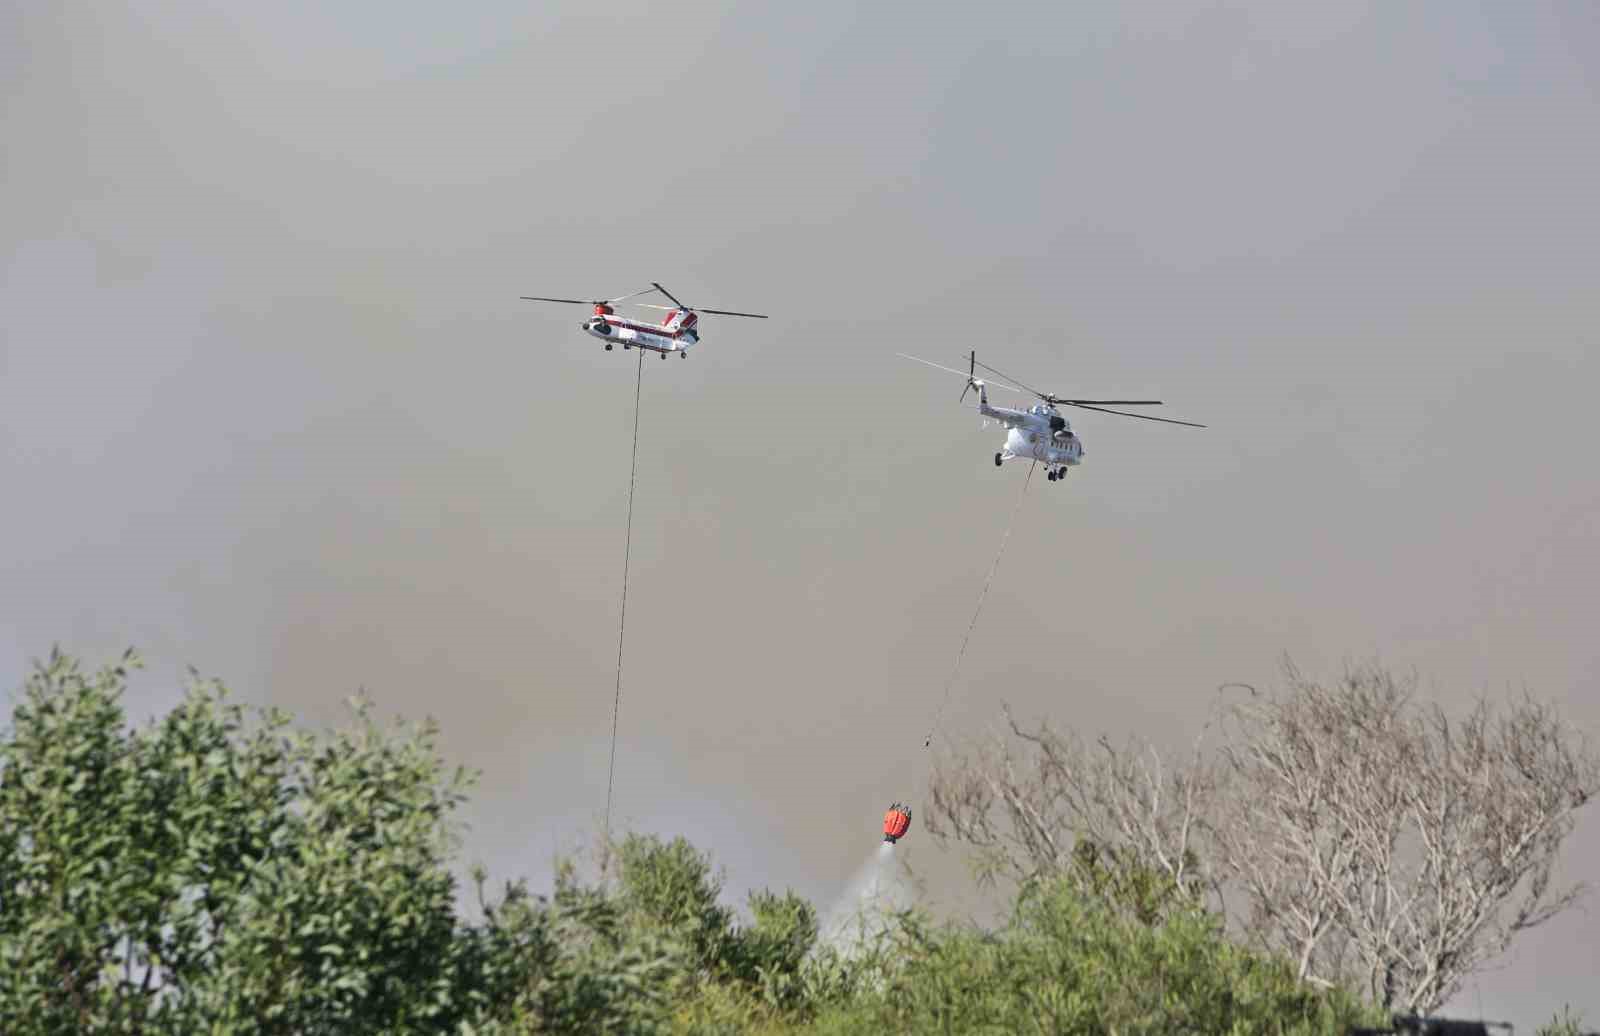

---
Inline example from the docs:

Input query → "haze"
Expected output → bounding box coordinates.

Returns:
[4,1,1597,1025]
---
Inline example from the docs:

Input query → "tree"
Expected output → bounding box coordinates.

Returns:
[454,862,680,1034]
[1217,662,1598,1011]
[0,650,839,1034]
[0,648,470,1032]
[3,647,1404,1033]
[825,869,1380,1035]
[924,660,1599,1014]
[925,702,1216,900]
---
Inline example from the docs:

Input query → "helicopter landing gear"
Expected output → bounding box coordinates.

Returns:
[659,351,666,360]
[1047,470,1057,481]
[994,452,1003,467]
[604,343,613,350]
[622,343,630,350]
[679,351,687,359]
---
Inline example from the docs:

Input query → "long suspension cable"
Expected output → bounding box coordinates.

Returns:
[924,460,1037,748]
[604,350,645,841]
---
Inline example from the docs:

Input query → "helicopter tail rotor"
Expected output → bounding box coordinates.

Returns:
[960,350,983,403]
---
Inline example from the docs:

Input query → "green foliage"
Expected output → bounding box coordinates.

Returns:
[733,889,819,1009]
[614,833,736,977]
[0,648,470,1033]
[2,649,1398,1035]
[1063,839,1200,927]
[1537,1005,1588,1036]
[807,870,1384,1035]
[609,833,828,1027]
[454,864,680,1034]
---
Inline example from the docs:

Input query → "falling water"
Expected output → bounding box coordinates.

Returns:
[820,842,908,954]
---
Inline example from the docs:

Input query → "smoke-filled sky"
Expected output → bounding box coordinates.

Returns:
[4,1,1598,1024]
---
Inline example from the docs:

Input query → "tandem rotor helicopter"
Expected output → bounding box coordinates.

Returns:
[520,283,768,359]
[901,351,1206,482]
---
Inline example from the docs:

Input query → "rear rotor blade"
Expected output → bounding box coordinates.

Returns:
[609,286,661,304]
[1060,402,1207,427]
[520,296,592,305]
[641,302,769,318]
[651,282,687,309]
[696,307,769,319]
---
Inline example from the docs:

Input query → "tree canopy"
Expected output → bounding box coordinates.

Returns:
[9,649,1571,1033]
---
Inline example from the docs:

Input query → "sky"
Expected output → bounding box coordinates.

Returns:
[4,0,1598,1024]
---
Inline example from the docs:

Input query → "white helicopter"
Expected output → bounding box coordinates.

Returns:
[520,282,768,359]
[901,351,1205,482]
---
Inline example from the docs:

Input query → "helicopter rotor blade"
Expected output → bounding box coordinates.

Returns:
[970,357,1050,400]
[1059,402,1207,428]
[608,286,661,305]
[641,302,769,318]
[520,296,592,305]
[650,282,688,309]
[695,307,769,319]
[1052,399,1165,406]
[897,354,1024,393]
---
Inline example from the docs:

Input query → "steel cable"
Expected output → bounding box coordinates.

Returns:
[604,349,645,840]
[924,461,1037,748]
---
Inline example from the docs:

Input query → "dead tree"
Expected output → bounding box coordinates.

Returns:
[925,703,1217,901]
[925,660,1598,1014]
[1212,661,1595,1011]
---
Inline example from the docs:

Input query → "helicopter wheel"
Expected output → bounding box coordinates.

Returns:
[604,343,613,351]
[1047,470,1056,481]
[622,343,630,350]
[994,453,1003,467]
[679,351,686,359]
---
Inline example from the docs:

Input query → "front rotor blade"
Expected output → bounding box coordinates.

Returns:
[696,307,768,319]
[608,286,661,304]
[1055,399,1165,406]
[651,282,687,309]
[520,296,592,305]
[1061,402,1207,427]
[898,354,1023,392]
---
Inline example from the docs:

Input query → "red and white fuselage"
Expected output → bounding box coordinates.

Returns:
[582,303,699,357]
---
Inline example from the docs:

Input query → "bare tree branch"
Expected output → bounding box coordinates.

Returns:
[924,660,1599,1014]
